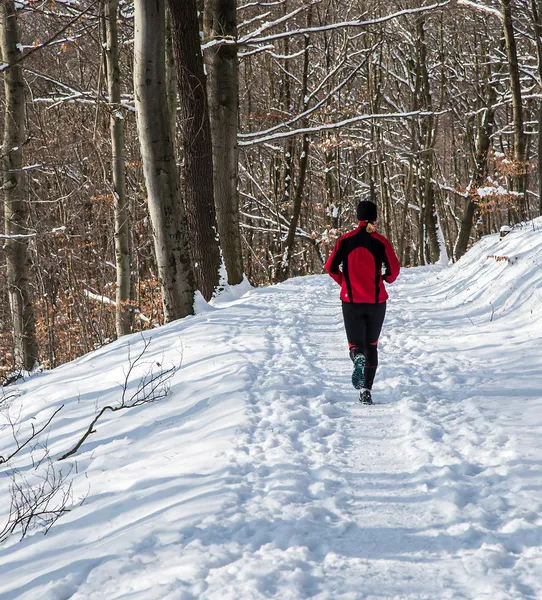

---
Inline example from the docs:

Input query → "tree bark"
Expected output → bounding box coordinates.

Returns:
[275,21,311,283]
[133,0,195,321]
[104,0,132,336]
[204,0,244,286]
[165,6,177,142]
[168,0,222,300]
[501,0,527,218]
[531,0,542,215]
[1,1,39,371]
[454,106,496,260]
[416,17,440,263]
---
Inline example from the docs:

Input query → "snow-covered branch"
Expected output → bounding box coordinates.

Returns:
[239,110,448,146]
[83,290,150,323]
[235,1,452,47]
[0,233,37,240]
[241,51,374,141]
[455,0,503,20]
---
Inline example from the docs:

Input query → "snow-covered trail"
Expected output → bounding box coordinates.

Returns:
[173,272,541,600]
[2,223,542,599]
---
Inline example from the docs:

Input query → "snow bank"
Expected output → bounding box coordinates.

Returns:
[436,218,542,325]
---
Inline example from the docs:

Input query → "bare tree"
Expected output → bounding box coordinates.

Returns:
[1,1,39,371]
[0,461,74,544]
[529,0,542,216]
[501,0,527,218]
[168,0,223,301]
[133,0,195,320]
[204,0,245,285]
[275,8,312,282]
[104,0,133,336]
[454,37,500,261]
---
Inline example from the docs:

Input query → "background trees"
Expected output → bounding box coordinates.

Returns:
[1,0,540,379]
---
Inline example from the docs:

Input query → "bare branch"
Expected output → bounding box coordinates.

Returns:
[0,0,101,73]
[238,110,448,146]
[0,461,74,544]
[58,338,179,461]
[0,405,64,466]
[219,1,453,48]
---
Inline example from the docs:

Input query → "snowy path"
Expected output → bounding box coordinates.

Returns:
[176,273,542,600]
[2,224,542,599]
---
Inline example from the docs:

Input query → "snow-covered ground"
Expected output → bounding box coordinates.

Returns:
[1,219,542,599]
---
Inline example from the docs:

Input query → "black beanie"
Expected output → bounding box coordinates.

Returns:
[356,200,377,222]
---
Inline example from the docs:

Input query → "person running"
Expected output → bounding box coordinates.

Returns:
[325,200,400,405]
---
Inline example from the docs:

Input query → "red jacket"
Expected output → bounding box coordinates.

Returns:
[325,222,400,303]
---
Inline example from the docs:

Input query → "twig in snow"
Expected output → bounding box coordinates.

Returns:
[58,337,179,461]
[0,460,74,544]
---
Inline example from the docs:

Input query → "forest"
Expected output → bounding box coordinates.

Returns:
[1,0,541,379]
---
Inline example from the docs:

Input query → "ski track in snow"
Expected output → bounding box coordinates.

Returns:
[2,223,542,599]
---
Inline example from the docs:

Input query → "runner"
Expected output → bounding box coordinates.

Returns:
[325,200,400,404]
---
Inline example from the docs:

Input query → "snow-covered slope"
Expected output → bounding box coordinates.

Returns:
[1,219,542,599]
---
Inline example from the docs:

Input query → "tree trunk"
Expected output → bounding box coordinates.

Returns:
[539,1,542,216]
[104,0,132,337]
[165,6,177,142]
[275,10,312,282]
[416,17,440,264]
[454,106,496,260]
[276,134,310,282]
[531,0,542,215]
[168,0,222,301]
[133,0,195,321]
[1,1,39,371]
[454,36,500,260]
[204,0,244,286]
[502,0,527,218]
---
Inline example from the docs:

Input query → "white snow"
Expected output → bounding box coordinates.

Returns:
[477,185,508,198]
[1,219,542,599]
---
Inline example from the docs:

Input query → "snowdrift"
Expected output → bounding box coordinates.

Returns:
[440,218,542,324]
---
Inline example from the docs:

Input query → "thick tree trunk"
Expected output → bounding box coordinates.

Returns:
[502,0,527,218]
[539,1,542,216]
[133,0,195,321]
[168,0,222,301]
[1,2,39,371]
[532,0,542,215]
[104,0,132,337]
[204,0,244,286]
[539,103,542,216]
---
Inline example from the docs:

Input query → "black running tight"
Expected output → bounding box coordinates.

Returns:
[341,301,386,390]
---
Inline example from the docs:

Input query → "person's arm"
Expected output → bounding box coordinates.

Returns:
[383,239,400,283]
[325,237,344,286]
